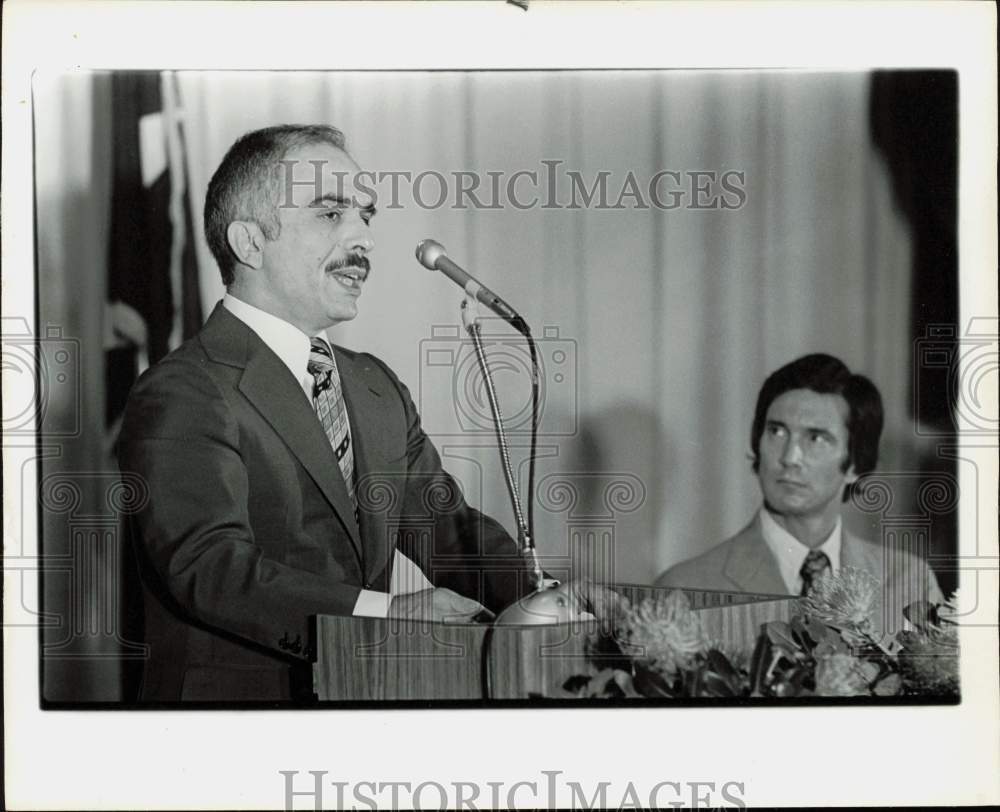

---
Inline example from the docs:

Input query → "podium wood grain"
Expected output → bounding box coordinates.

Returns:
[313,586,797,701]
[313,616,489,700]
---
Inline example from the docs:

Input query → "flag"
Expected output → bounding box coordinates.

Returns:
[104,71,204,701]
[106,71,202,430]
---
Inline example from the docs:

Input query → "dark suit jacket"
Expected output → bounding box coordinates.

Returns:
[654,513,944,637]
[118,304,531,702]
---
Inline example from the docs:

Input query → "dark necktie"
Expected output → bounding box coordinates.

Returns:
[307,337,356,512]
[799,549,831,596]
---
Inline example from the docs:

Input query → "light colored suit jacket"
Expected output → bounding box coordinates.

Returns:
[655,514,944,636]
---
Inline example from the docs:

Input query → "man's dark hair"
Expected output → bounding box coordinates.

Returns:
[750,353,884,502]
[204,124,347,286]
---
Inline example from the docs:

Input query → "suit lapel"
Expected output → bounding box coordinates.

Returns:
[336,349,405,583]
[841,530,896,637]
[200,305,364,563]
[723,516,789,595]
[841,530,881,577]
[724,518,885,597]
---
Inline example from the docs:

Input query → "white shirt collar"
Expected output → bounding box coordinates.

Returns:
[759,506,842,594]
[221,293,326,400]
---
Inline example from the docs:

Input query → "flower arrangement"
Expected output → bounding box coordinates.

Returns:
[560,569,960,700]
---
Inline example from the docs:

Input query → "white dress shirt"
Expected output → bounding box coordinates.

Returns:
[758,506,842,594]
[223,293,318,401]
[221,294,432,617]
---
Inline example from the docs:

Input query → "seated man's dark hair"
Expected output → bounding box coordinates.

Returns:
[750,353,883,502]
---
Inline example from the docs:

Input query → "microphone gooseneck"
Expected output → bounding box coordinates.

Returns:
[416,238,543,592]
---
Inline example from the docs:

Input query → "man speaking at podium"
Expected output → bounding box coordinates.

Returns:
[655,354,943,627]
[118,125,541,702]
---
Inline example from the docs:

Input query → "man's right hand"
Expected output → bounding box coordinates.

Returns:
[388,588,489,623]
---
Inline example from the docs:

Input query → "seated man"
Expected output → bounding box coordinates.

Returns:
[655,353,943,630]
[117,124,542,702]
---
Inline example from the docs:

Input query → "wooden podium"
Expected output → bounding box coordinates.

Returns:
[313,584,797,701]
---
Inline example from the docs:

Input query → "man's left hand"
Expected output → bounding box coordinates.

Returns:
[551,579,626,629]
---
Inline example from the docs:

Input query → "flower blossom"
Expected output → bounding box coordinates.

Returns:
[617,590,709,677]
[802,566,881,637]
[815,652,869,696]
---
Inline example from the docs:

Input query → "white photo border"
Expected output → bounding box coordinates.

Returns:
[3,2,997,809]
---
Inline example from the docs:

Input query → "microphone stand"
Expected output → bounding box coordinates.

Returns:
[460,296,544,593]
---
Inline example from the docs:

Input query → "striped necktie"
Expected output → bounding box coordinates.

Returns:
[799,549,831,596]
[307,337,356,512]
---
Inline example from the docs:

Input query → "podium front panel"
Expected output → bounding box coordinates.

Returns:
[313,586,797,701]
[313,617,489,701]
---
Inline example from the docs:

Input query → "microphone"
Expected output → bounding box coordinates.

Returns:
[415,239,525,330]
[417,238,544,595]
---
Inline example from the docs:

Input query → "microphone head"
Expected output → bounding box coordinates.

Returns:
[415,238,446,271]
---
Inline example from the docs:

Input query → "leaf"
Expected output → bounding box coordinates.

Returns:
[819,622,847,649]
[562,674,592,694]
[580,669,610,697]
[766,621,801,651]
[586,668,635,698]
[790,615,819,650]
[872,673,902,696]
[769,676,797,698]
[751,630,810,696]
[832,625,874,651]
[704,650,747,696]
[749,633,774,695]
[681,667,700,697]
[799,613,854,651]
[902,600,934,633]
[633,663,676,698]
[610,669,642,698]
[787,665,815,696]
[706,648,737,677]
[881,635,904,657]
[857,660,881,684]
[587,634,633,673]
[699,670,739,698]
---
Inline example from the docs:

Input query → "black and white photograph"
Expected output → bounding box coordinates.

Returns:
[4,2,997,809]
[31,66,967,707]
